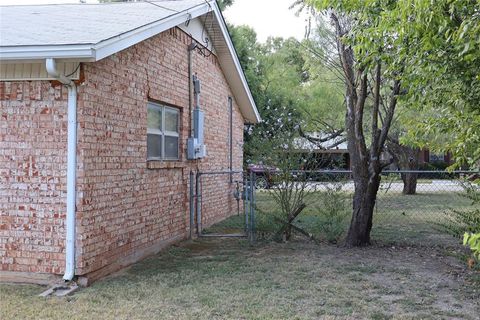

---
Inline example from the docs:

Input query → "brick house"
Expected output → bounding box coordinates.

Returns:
[0,0,260,285]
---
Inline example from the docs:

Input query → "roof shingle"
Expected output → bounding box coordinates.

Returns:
[0,0,205,46]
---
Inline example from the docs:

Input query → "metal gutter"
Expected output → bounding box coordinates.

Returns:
[0,45,95,61]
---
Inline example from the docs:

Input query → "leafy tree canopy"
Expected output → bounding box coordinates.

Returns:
[229,24,345,164]
[217,0,234,11]
[306,0,480,168]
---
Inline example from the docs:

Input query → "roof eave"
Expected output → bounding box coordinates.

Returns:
[0,45,95,61]
[0,2,211,62]
[93,2,211,61]
[211,1,261,124]
[0,0,261,124]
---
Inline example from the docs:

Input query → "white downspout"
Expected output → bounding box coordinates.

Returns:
[45,58,77,281]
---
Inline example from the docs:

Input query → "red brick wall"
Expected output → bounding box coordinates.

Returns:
[0,82,69,274]
[0,27,245,278]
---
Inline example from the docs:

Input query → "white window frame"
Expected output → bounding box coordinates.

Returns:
[147,102,180,161]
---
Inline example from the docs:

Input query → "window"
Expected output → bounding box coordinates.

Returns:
[147,102,179,160]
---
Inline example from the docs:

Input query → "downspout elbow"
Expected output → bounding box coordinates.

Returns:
[46,58,74,86]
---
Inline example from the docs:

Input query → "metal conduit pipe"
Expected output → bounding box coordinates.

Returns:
[188,41,197,138]
[45,58,77,281]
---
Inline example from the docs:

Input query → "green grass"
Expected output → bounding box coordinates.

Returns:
[252,190,473,246]
[1,239,478,320]
[203,214,247,234]
[2,190,478,319]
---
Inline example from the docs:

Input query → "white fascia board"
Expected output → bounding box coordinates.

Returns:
[0,59,85,64]
[211,1,261,124]
[0,45,95,61]
[94,3,211,61]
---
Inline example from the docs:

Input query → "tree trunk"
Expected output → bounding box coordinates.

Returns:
[329,13,401,247]
[285,225,292,241]
[387,139,420,195]
[399,147,419,195]
[345,173,381,246]
[401,172,417,195]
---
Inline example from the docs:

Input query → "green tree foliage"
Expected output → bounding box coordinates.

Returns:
[464,232,480,261]
[307,0,480,168]
[230,25,304,163]
[229,24,345,164]
[216,0,234,11]
[385,1,480,169]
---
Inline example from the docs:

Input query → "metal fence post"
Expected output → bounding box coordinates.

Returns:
[244,173,249,235]
[251,172,256,244]
[249,170,255,244]
[189,171,194,239]
[196,172,202,235]
[186,169,478,245]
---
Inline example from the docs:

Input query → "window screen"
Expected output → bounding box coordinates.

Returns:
[147,102,179,160]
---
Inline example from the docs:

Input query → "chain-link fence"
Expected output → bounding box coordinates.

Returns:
[197,170,478,246]
[252,170,479,246]
[193,170,255,241]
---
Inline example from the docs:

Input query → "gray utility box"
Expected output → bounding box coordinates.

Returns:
[187,109,207,159]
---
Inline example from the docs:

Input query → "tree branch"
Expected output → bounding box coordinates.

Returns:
[379,79,401,149]
[371,61,382,157]
[355,72,368,160]
[298,126,345,149]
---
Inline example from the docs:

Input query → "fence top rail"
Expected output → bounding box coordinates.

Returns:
[197,170,244,176]
[382,170,479,174]
[286,170,479,174]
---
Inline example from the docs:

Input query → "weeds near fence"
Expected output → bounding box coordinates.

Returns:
[435,179,480,268]
[311,184,350,243]
[203,170,478,248]
[437,180,480,237]
[254,186,351,243]
[250,171,477,247]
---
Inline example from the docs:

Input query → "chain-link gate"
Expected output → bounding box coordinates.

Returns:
[190,170,255,243]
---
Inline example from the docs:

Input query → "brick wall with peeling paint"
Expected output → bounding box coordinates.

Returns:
[0,82,69,274]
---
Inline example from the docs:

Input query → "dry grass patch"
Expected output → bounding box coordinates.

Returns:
[1,238,479,320]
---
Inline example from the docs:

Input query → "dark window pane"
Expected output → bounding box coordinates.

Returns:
[165,109,178,132]
[147,106,162,130]
[164,136,179,159]
[147,134,162,159]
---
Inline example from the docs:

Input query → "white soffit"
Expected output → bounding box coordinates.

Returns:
[0,62,80,81]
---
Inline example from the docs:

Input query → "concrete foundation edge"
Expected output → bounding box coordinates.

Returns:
[0,233,187,287]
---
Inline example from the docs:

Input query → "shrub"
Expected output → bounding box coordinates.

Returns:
[464,232,480,261]
[439,180,480,237]
[254,204,284,239]
[441,208,480,237]
[311,184,350,243]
